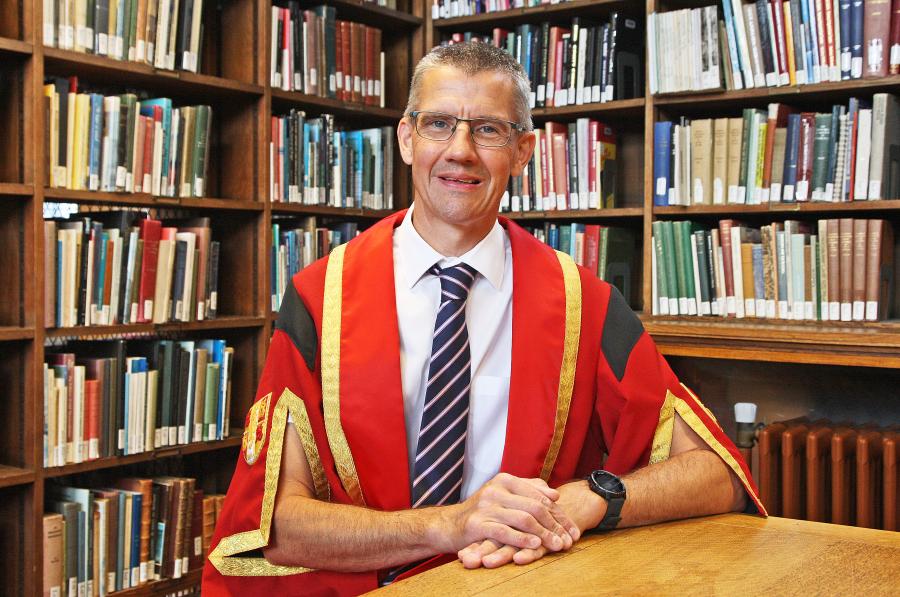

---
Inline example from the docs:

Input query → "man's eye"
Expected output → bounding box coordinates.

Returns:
[475,124,500,135]
[425,118,452,129]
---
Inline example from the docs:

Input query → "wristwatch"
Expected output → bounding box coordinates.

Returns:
[585,470,627,531]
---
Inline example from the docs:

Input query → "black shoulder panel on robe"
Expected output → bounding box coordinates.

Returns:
[275,282,318,371]
[600,285,644,382]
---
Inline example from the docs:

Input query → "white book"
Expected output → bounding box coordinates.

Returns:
[107,232,122,325]
[867,93,899,200]
[270,8,281,87]
[743,4,767,87]
[575,30,587,104]
[145,370,158,452]
[154,0,171,68]
[73,365,85,464]
[44,0,55,45]
[648,13,658,96]
[852,109,872,200]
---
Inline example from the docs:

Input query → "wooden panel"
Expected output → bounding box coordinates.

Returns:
[0,343,27,467]
[0,58,24,183]
[215,99,261,201]
[380,515,900,596]
[0,0,21,39]
[0,201,25,326]
[0,487,28,596]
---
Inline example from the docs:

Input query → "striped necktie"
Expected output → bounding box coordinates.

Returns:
[411,262,478,508]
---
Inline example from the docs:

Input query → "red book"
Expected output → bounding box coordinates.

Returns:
[770,1,789,82]
[718,219,738,310]
[891,1,900,75]
[84,379,100,461]
[136,218,162,323]
[863,0,892,78]
[141,115,154,193]
[340,21,352,102]
[584,225,601,275]
[335,20,343,98]
[795,113,816,201]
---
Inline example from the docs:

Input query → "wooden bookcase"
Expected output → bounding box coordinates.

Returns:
[0,0,424,594]
[428,0,900,467]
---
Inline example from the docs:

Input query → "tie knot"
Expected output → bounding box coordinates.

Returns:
[431,263,477,302]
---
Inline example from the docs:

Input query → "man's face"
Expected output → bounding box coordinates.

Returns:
[398,65,535,231]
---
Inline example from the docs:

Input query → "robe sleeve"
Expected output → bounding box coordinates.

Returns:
[202,279,377,596]
[594,287,766,515]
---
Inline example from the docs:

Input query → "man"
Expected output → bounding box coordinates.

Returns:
[203,42,765,596]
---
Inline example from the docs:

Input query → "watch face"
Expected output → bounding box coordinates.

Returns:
[592,470,626,497]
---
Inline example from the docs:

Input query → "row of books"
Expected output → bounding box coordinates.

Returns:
[43,479,225,596]
[45,213,220,328]
[444,13,642,108]
[650,218,896,321]
[44,338,234,466]
[44,78,213,197]
[523,222,640,308]
[43,0,206,73]
[270,110,395,209]
[270,4,385,107]
[653,94,900,206]
[431,0,566,20]
[499,119,618,213]
[271,218,359,311]
[648,2,900,95]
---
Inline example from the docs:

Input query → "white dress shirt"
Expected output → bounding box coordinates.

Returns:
[393,204,513,500]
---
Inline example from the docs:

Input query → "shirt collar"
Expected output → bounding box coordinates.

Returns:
[396,203,506,291]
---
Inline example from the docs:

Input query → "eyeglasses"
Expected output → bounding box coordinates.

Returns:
[409,111,527,148]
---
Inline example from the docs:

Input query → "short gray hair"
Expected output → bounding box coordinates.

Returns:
[405,42,533,131]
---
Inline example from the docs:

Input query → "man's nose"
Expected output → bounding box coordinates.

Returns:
[444,121,479,161]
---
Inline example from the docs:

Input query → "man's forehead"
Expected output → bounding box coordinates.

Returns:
[417,66,517,119]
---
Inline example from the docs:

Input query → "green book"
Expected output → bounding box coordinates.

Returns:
[204,362,220,441]
[737,108,754,203]
[652,221,670,314]
[605,227,638,308]
[810,113,832,200]
[191,105,211,197]
[661,221,679,315]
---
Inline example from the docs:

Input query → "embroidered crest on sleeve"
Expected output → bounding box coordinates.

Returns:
[242,392,272,465]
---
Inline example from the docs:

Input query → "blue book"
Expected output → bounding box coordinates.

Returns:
[839,0,852,79]
[347,130,364,208]
[720,0,744,89]
[130,493,142,584]
[570,223,583,259]
[89,93,103,189]
[803,0,821,81]
[782,113,802,200]
[548,225,559,250]
[842,97,860,200]
[849,0,864,78]
[282,116,290,200]
[752,243,765,309]
[270,224,279,309]
[302,120,313,197]
[198,339,226,437]
[139,99,173,185]
[116,491,126,590]
[96,230,109,319]
[653,121,673,206]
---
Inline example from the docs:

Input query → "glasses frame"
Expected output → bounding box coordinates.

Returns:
[408,110,528,148]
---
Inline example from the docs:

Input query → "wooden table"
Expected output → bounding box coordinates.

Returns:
[376,514,900,596]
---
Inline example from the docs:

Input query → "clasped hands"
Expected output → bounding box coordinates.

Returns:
[437,473,606,570]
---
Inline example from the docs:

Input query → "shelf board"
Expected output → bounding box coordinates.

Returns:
[532,98,645,120]
[317,0,423,29]
[0,327,34,341]
[0,183,34,196]
[653,199,900,217]
[43,47,264,99]
[43,436,242,479]
[0,466,35,489]
[0,37,32,56]
[44,188,263,211]
[109,567,201,597]
[270,89,404,123]
[502,207,644,220]
[654,75,900,108]
[644,316,900,368]
[270,202,395,219]
[46,316,265,339]
[432,0,630,29]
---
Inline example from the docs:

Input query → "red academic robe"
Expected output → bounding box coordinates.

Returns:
[202,211,765,596]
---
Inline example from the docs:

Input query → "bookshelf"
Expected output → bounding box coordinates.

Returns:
[429,0,900,525]
[0,0,424,594]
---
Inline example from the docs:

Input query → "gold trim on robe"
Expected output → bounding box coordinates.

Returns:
[540,251,582,481]
[650,391,677,465]
[671,391,769,517]
[208,389,320,576]
[321,243,366,506]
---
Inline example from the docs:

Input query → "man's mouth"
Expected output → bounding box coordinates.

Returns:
[438,175,482,185]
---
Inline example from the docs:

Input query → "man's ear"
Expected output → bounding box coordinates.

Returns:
[397,117,414,166]
[510,130,536,177]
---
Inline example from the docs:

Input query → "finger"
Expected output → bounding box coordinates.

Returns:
[458,540,501,569]
[495,494,571,547]
[482,545,518,569]
[494,508,565,551]
[483,522,543,550]
[513,546,548,566]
